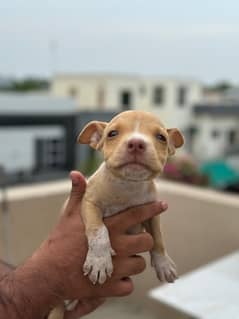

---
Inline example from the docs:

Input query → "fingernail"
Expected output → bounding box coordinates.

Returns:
[71,173,79,186]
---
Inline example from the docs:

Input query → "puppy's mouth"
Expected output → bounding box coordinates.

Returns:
[117,161,151,171]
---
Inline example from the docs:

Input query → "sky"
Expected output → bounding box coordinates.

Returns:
[1,0,239,84]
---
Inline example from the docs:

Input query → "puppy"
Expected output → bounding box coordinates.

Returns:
[49,110,184,318]
[78,110,184,285]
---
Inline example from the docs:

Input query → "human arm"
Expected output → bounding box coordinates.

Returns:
[0,171,168,319]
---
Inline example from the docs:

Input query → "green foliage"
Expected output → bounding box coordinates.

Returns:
[0,78,49,92]
[79,149,103,176]
[205,81,233,93]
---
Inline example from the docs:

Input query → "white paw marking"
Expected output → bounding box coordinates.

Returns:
[151,252,178,283]
[83,225,116,285]
[65,299,79,311]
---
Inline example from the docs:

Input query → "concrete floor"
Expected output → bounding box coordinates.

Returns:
[85,298,159,319]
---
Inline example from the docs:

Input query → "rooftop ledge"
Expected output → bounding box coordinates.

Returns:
[149,250,239,319]
[1,178,239,208]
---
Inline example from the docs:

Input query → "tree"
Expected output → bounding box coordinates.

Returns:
[0,78,49,92]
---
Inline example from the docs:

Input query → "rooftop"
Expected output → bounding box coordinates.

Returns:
[54,73,200,84]
[194,104,239,116]
[150,251,239,319]
[0,93,78,115]
[224,87,239,101]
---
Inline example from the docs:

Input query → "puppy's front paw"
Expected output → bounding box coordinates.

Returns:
[83,225,116,285]
[151,251,177,283]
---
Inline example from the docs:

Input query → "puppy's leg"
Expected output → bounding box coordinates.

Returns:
[81,199,115,285]
[146,216,177,283]
[48,304,64,319]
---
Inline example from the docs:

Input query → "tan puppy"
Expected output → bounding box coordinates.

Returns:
[79,110,184,285]
[48,110,184,319]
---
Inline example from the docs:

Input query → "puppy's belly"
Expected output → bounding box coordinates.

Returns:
[103,192,157,218]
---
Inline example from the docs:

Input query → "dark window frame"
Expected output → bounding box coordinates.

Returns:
[120,90,132,110]
[69,87,78,98]
[228,129,237,146]
[36,137,66,171]
[153,86,165,106]
[177,86,187,106]
[211,129,220,139]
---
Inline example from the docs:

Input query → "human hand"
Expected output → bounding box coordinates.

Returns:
[12,171,167,318]
[63,298,106,319]
[45,171,168,301]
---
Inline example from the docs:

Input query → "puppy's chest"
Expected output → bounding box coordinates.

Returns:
[100,182,157,218]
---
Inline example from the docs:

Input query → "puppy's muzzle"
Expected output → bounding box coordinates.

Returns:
[127,138,146,154]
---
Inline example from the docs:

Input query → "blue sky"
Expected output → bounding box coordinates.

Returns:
[1,0,239,83]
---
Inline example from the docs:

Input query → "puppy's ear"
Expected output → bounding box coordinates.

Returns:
[167,128,184,156]
[77,121,108,150]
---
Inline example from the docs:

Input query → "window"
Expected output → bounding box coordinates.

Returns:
[177,87,187,106]
[68,87,77,98]
[153,86,164,105]
[211,129,220,138]
[35,138,65,170]
[188,126,198,138]
[228,129,237,146]
[120,90,132,110]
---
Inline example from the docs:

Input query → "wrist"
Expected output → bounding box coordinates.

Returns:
[0,256,63,319]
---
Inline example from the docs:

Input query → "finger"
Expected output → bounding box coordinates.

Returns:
[65,298,105,319]
[113,255,146,278]
[90,277,134,298]
[114,232,154,256]
[107,277,134,297]
[65,171,87,216]
[108,201,168,232]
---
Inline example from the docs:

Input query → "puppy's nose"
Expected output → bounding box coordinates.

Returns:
[127,138,146,153]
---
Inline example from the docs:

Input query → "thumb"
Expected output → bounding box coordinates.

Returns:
[66,171,86,213]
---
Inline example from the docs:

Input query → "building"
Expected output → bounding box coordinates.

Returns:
[51,73,202,131]
[0,93,115,185]
[191,104,239,162]
[224,146,239,172]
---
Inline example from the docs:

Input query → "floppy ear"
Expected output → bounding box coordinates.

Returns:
[77,121,108,150]
[167,128,184,156]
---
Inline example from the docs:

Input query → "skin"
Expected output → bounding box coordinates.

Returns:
[0,171,168,319]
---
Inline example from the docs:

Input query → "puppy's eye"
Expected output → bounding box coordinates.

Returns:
[108,130,119,138]
[156,133,167,143]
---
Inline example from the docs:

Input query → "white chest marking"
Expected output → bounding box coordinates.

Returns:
[103,182,157,217]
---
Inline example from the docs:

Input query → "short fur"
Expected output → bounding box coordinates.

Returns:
[49,110,184,318]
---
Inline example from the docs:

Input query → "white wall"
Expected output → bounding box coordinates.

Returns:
[51,75,202,130]
[142,78,202,130]
[192,116,239,162]
[104,77,142,110]
[226,155,239,171]
[51,77,100,110]
[0,126,64,173]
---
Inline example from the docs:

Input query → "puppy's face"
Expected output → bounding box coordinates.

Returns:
[78,111,184,181]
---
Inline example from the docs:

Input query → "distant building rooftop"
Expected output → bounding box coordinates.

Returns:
[0,93,78,115]
[54,73,200,84]
[194,104,239,116]
[224,87,239,101]
[225,146,239,156]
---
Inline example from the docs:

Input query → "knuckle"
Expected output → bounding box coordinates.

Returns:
[136,256,146,272]
[131,256,146,274]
